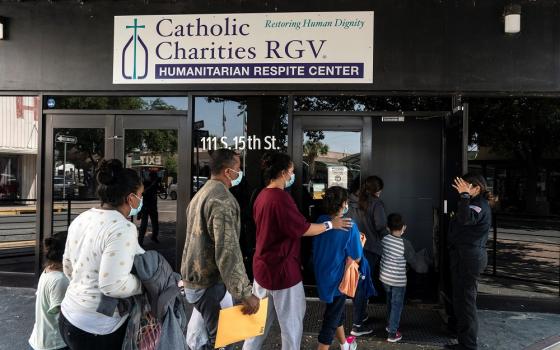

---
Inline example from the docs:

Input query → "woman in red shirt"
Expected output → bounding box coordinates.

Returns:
[243,153,352,350]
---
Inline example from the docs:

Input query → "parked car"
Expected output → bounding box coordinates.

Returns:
[168,176,208,200]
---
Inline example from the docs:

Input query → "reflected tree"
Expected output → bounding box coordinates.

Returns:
[295,96,449,112]
[125,98,178,154]
[469,98,560,213]
[304,131,329,178]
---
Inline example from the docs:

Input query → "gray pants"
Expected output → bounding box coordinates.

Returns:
[191,283,231,350]
[243,281,306,350]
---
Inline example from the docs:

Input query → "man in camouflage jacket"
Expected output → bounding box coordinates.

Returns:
[181,148,259,350]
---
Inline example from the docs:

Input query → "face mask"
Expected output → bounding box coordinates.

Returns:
[129,193,143,217]
[285,173,295,188]
[342,205,349,215]
[228,169,243,187]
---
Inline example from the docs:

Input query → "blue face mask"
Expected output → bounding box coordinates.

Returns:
[285,173,295,188]
[229,169,243,187]
[342,205,349,215]
[129,193,143,217]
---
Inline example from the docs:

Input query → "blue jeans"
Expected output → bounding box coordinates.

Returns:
[383,283,406,334]
[318,295,346,345]
[352,279,368,325]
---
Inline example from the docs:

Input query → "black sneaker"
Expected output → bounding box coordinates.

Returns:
[350,324,374,336]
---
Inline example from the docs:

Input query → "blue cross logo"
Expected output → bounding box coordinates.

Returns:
[122,18,148,80]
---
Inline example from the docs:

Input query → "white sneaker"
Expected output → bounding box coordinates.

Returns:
[347,336,358,350]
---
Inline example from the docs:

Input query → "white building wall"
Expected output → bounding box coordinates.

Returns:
[0,96,39,154]
[21,154,37,200]
[0,96,39,200]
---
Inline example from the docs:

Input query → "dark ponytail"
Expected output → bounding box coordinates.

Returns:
[358,175,384,211]
[96,159,141,207]
[262,152,292,185]
[44,231,67,263]
[461,173,494,203]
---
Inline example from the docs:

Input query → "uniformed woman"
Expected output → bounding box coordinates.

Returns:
[446,174,492,350]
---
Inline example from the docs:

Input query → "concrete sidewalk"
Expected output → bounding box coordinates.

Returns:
[1,286,559,350]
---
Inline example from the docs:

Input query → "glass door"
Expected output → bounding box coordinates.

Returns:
[43,114,114,272]
[42,112,189,273]
[292,116,372,285]
[115,114,189,269]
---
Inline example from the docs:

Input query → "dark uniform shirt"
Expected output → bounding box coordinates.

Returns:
[448,194,492,249]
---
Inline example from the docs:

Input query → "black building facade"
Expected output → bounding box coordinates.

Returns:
[0,0,559,300]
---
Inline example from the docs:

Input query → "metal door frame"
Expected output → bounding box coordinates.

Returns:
[115,113,190,270]
[292,109,454,299]
[39,110,190,273]
[291,115,373,209]
[40,114,114,274]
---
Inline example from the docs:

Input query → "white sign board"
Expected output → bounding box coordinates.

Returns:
[55,135,77,144]
[328,166,348,188]
[113,11,374,84]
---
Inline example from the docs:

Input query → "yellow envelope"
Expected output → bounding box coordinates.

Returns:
[215,297,268,348]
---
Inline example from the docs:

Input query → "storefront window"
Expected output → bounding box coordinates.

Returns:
[294,96,450,112]
[0,156,19,200]
[468,97,560,216]
[0,95,40,273]
[192,96,288,192]
[192,96,288,279]
[43,96,187,111]
[467,97,560,293]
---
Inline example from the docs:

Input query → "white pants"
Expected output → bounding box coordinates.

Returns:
[242,281,306,350]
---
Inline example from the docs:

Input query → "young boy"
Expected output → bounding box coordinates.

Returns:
[313,186,361,350]
[380,213,426,343]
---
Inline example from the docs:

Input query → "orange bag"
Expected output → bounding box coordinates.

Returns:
[338,257,360,298]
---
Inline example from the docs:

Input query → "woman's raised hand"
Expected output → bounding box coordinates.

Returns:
[452,177,474,195]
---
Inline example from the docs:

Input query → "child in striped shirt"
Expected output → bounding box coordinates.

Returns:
[380,213,420,343]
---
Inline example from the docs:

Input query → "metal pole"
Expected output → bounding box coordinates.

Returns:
[196,141,200,191]
[62,142,67,199]
[67,197,71,228]
[493,212,497,276]
[243,111,247,171]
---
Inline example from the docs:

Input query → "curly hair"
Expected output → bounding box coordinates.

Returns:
[44,231,67,263]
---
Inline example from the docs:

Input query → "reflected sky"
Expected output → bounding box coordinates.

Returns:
[304,131,361,155]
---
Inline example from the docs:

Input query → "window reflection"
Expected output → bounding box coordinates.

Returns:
[193,96,288,193]
[192,96,289,280]
[303,130,361,200]
[468,97,560,216]
[44,96,187,111]
[294,96,450,112]
[468,97,560,292]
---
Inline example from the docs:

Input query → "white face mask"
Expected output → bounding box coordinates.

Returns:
[128,193,143,217]
[285,172,295,188]
[227,169,243,187]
